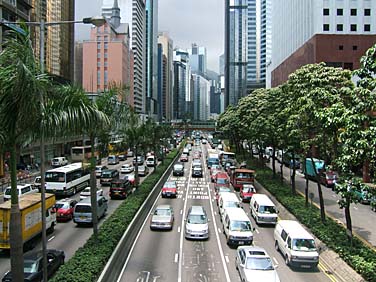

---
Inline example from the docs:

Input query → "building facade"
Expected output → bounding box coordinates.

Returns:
[225,0,248,108]
[188,43,207,75]
[271,0,376,87]
[102,0,146,113]
[192,74,210,121]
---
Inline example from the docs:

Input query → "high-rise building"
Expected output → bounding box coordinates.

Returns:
[225,0,248,108]
[192,74,210,121]
[158,32,174,121]
[157,43,165,122]
[188,43,207,75]
[173,49,192,120]
[102,0,146,114]
[210,80,221,115]
[219,54,225,76]
[145,0,158,119]
[83,3,133,106]
[271,0,376,87]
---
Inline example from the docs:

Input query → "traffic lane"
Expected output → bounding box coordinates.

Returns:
[269,161,376,246]
[117,171,187,282]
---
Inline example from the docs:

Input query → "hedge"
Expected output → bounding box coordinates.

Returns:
[50,147,180,282]
[247,159,376,282]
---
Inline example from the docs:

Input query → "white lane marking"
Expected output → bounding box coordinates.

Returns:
[178,226,181,233]
[218,228,221,233]
[353,206,358,210]
[48,236,55,242]
[178,164,192,282]
[255,229,259,234]
[180,209,183,215]
[214,211,217,215]
[207,182,231,282]
[175,253,179,263]
[225,255,229,263]
[273,257,278,265]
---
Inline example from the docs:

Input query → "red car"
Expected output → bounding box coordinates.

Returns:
[210,164,221,174]
[211,169,220,182]
[161,181,177,198]
[240,184,257,202]
[54,198,78,222]
[214,172,230,188]
[180,154,188,162]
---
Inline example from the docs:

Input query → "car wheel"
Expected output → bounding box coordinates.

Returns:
[275,241,279,251]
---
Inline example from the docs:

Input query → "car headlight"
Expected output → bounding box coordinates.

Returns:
[291,255,299,259]
[313,256,319,261]
[247,236,253,240]
[186,229,192,233]
[229,235,235,240]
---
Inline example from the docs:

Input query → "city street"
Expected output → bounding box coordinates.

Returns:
[117,143,333,282]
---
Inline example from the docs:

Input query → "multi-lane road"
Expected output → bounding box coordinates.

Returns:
[116,143,333,282]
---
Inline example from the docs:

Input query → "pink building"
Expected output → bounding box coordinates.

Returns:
[82,21,134,107]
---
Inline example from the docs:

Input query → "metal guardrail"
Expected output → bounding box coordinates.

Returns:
[97,152,181,282]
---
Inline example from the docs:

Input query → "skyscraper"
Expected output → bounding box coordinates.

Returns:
[192,74,210,121]
[102,0,146,114]
[188,43,207,75]
[224,0,248,108]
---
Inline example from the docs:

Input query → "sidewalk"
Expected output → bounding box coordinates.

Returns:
[254,179,366,282]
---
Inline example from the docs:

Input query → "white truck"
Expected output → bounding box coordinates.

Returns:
[51,157,69,167]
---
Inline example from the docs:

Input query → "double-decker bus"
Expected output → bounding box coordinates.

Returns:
[45,163,90,196]
[230,168,256,191]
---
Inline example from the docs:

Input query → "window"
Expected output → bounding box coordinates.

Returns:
[364,9,371,16]
[104,53,108,58]
[97,53,100,59]
[337,24,343,31]
[104,71,108,85]
[104,42,108,50]
[323,8,329,16]
[364,24,371,32]
[97,71,101,84]
[104,35,109,41]
[351,24,357,31]
[339,45,344,50]
[104,61,108,67]
[97,42,101,50]
[352,45,358,51]
[323,24,330,31]
[337,9,343,16]
[351,9,357,16]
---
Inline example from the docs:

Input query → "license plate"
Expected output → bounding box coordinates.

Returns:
[238,241,244,245]
[167,193,171,196]
[80,216,86,220]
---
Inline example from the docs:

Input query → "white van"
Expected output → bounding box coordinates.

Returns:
[51,157,68,167]
[218,192,241,217]
[223,208,254,246]
[274,220,319,268]
[250,194,278,225]
[73,195,108,225]
[145,155,155,167]
[185,205,209,240]
[3,184,38,201]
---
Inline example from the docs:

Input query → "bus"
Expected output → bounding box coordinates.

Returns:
[45,163,90,196]
[220,151,236,166]
[71,145,100,164]
[230,168,256,191]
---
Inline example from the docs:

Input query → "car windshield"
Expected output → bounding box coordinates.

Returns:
[123,165,130,168]
[181,154,188,158]
[101,172,112,177]
[258,205,276,214]
[245,257,274,270]
[55,203,69,209]
[243,186,255,193]
[155,208,172,216]
[235,172,253,179]
[187,214,207,224]
[174,165,183,170]
[45,172,65,182]
[229,220,252,231]
[217,178,228,185]
[219,187,231,193]
[4,188,11,195]
[24,260,39,273]
[292,239,316,251]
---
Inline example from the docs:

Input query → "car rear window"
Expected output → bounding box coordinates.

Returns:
[75,205,91,213]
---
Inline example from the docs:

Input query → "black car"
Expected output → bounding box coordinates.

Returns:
[2,249,65,282]
[192,166,203,177]
[100,169,120,186]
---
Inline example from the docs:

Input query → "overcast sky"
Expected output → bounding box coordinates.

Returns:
[75,0,224,72]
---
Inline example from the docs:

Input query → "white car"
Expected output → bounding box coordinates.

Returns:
[120,163,134,174]
[3,184,38,201]
[79,187,103,200]
[236,246,280,282]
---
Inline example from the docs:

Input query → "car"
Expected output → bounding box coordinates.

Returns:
[95,165,108,178]
[150,205,174,230]
[214,172,230,188]
[319,170,338,189]
[120,163,134,174]
[240,184,257,202]
[183,148,189,155]
[79,186,103,200]
[180,153,188,162]
[235,246,280,282]
[192,166,203,177]
[133,155,145,166]
[3,184,38,201]
[193,152,201,159]
[51,157,68,168]
[211,169,220,182]
[161,181,177,198]
[210,164,221,174]
[202,139,207,144]
[127,150,134,157]
[33,176,42,191]
[54,198,78,222]
[215,187,232,205]
[173,163,184,176]
[185,206,209,240]
[192,159,202,168]
[123,173,135,186]
[217,144,223,150]
[110,179,132,199]
[100,169,119,186]
[137,165,149,176]
[2,249,65,282]
[118,154,127,161]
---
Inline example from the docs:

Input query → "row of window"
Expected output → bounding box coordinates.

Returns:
[97,42,109,49]
[338,45,358,51]
[97,71,108,85]
[323,8,371,16]
[97,36,109,42]
[323,24,371,32]
[97,52,109,58]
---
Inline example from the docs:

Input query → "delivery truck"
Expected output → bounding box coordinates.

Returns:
[0,193,56,251]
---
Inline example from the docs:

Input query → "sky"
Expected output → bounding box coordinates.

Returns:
[75,0,224,73]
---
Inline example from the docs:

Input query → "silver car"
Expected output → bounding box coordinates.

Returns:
[236,246,280,282]
[150,205,174,230]
[185,206,209,240]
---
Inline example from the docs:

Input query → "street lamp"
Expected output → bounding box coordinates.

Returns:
[0,15,106,282]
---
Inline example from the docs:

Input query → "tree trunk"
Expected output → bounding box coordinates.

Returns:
[272,146,276,177]
[291,152,296,195]
[90,133,99,241]
[344,199,352,241]
[362,160,371,183]
[9,144,24,282]
[305,177,309,207]
[134,146,139,188]
[40,133,48,282]
[280,150,284,184]
[310,157,326,222]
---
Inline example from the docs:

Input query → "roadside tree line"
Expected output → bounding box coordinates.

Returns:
[0,27,172,281]
[218,44,376,238]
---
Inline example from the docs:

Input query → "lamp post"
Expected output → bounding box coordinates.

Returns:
[1,16,106,282]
